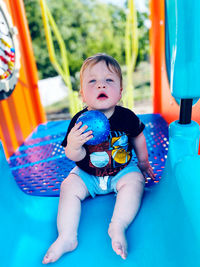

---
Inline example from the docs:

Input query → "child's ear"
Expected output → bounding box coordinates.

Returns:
[120,87,123,97]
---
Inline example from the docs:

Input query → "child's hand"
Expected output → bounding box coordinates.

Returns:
[137,160,155,182]
[67,121,93,150]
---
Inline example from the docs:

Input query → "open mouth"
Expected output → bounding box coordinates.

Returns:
[97,93,108,99]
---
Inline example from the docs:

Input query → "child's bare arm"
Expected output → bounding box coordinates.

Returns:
[131,132,155,180]
[65,122,93,162]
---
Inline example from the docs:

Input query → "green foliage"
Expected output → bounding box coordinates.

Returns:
[24,0,149,85]
[137,11,150,63]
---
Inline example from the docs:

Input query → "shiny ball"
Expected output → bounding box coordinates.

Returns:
[76,110,110,145]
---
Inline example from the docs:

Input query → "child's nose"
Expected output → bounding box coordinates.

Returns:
[97,81,106,89]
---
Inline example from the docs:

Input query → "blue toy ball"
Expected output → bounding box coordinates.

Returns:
[76,110,110,145]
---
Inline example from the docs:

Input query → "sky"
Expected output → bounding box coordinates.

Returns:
[100,0,148,12]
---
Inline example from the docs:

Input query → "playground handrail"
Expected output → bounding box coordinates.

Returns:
[122,0,138,110]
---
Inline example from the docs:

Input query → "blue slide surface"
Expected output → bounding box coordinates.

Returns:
[1,116,200,267]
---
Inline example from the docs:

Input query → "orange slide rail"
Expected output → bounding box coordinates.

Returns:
[0,0,46,158]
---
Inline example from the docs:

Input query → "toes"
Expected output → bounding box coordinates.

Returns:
[42,238,78,264]
[42,249,61,264]
[113,242,127,260]
[121,251,127,260]
[42,256,50,264]
[113,242,122,255]
[42,252,55,264]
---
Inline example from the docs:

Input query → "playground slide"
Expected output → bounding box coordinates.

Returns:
[1,118,200,267]
[1,0,200,266]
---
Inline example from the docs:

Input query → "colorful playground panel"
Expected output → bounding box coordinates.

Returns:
[8,114,169,196]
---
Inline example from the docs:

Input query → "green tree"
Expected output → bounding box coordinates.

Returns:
[24,0,149,84]
[24,0,127,82]
[137,10,150,63]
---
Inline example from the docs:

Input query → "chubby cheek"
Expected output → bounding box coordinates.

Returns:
[110,89,122,102]
[82,90,95,104]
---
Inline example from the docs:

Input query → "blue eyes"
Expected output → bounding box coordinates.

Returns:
[89,79,113,83]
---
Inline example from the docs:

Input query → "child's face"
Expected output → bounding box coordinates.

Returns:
[81,61,122,115]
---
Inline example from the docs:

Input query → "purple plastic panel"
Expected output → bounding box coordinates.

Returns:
[8,114,168,196]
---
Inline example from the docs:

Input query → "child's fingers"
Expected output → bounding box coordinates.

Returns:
[146,167,155,180]
[77,125,89,135]
[69,122,82,134]
[71,122,88,135]
[82,130,93,138]
[72,121,82,131]
[79,131,93,143]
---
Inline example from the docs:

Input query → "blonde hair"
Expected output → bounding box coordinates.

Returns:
[80,53,123,92]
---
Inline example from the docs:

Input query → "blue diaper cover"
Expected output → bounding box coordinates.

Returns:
[70,161,142,198]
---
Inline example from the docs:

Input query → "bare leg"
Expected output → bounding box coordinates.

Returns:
[42,174,89,264]
[108,172,145,259]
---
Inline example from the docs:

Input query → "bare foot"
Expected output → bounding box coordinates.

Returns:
[42,236,78,264]
[108,222,127,260]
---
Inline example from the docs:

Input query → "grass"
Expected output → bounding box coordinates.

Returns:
[44,61,151,114]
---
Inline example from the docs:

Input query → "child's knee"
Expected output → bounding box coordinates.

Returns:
[60,174,89,200]
[116,172,145,192]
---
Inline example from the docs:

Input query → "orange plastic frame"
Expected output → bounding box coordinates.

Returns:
[0,0,46,158]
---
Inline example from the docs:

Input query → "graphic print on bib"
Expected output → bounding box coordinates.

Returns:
[88,131,131,176]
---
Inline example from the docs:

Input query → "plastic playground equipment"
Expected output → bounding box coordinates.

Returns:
[0,0,200,266]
